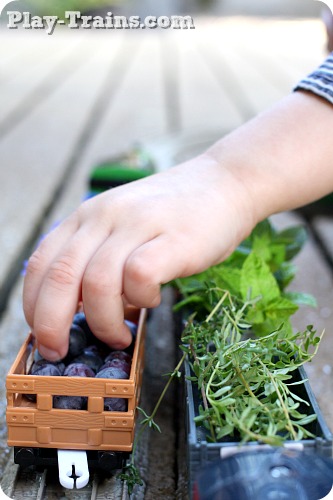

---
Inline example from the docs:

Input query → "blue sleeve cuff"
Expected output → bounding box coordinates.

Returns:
[294,53,333,105]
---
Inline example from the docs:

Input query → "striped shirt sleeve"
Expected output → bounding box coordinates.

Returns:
[294,52,333,105]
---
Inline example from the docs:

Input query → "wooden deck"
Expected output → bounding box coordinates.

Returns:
[0,15,333,498]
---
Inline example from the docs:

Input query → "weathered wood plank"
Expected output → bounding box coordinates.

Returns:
[0,32,136,305]
[0,33,84,131]
[37,32,169,225]
[272,211,333,428]
[312,216,333,265]
[0,31,53,78]
[73,32,168,163]
[177,31,244,133]
[133,288,179,499]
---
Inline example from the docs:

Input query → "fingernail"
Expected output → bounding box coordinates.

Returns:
[38,345,62,361]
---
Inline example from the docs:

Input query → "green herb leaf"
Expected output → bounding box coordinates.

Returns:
[283,291,317,308]
[240,253,280,303]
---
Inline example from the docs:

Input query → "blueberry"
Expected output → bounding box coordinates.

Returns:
[125,319,138,338]
[31,363,63,377]
[67,324,88,360]
[104,397,127,412]
[72,312,95,344]
[30,359,65,375]
[54,395,87,410]
[33,349,44,362]
[52,363,94,410]
[83,345,100,355]
[96,367,129,380]
[24,393,37,402]
[104,351,132,365]
[26,363,62,403]
[72,311,89,329]
[73,352,103,373]
[72,313,112,355]
[64,363,95,378]
[100,358,131,375]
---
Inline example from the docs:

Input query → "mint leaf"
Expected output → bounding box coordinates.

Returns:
[274,262,296,290]
[265,296,299,319]
[274,226,307,261]
[252,234,285,271]
[218,267,242,296]
[283,291,317,308]
[240,253,280,303]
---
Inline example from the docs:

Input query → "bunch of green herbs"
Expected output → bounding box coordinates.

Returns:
[174,219,316,336]
[120,219,323,493]
[181,290,322,444]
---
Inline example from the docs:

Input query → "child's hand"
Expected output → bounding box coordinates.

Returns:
[23,154,255,360]
[23,91,333,361]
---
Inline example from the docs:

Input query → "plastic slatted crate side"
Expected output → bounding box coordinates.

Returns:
[6,309,147,453]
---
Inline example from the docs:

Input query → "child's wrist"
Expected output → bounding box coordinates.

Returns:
[198,151,260,244]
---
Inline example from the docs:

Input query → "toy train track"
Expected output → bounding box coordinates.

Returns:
[4,461,128,499]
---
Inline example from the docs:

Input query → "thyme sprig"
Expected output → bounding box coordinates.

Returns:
[182,289,323,445]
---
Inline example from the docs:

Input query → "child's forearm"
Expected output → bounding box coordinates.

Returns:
[206,90,333,222]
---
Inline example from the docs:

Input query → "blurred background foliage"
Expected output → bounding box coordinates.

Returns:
[25,0,129,17]
[6,0,321,19]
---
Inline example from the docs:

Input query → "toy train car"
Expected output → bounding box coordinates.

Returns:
[6,307,146,489]
[5,148,155,489]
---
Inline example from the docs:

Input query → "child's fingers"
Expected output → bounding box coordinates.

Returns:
[31,225,113,360]
[23,216,80,328]
[122,234,203,307]
[81,235,141,350]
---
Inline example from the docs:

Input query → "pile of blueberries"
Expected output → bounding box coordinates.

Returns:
[27,312,138,412]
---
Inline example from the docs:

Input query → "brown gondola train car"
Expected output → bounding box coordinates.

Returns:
[6,307,146,489]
